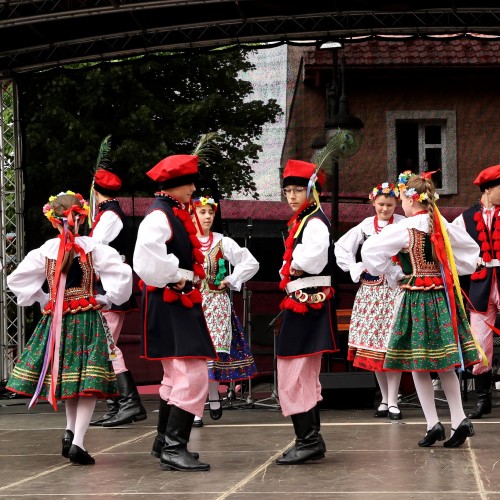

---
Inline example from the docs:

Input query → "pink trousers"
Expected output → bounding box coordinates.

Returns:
[470,274,500,375]
[102,310,127,375]
[159,358,209,417]
[277,354,323,417]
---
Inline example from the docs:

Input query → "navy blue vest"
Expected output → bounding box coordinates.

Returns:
[462,203,499,312]
[140,196,215,360]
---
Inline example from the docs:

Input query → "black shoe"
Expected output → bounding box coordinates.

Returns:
[160,448,210,472]
[418,422,446,447]
[373,403,388,418]
[151,434,199,460]
[192,418,204,427]
[209,404,222,421]
[68,444,95,465]
[388,406,402,421]
[443,418,475,448]
[61,430,74,458]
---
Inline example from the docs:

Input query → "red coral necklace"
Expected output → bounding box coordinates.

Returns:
[374,215,394,234]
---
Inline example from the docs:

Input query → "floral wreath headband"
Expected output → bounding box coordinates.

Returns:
[192,196,218,212]
[397,170,440,203]
[369,182,399,201]
[43,191,90,226]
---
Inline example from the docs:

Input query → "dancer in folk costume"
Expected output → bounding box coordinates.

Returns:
[6,191,132,465]
[191,195,258,427]
[133,154,216,472]
[276,159,339,465]
[362,171,482,448]
[335,182,405,420]
[88,137,146,428]
[453,164,500,419]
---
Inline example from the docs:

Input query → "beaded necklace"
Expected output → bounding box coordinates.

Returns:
[373,215,394,234]
[198,232,214,252]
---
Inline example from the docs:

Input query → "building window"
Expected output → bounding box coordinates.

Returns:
[386,110,457,195]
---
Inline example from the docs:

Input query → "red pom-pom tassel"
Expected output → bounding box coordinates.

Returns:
[79,298,89,307]
[190,235,201,248]
[482,241,491,252]
[180,293,194,308]
[473,211,482,222]
[471,268,488,281]
[415,277,424,287]
[483,251,492,262]
[146,285,157,292]
[476,220,485,231]
[189,288,203,304]
[423,276,433,287]
[193,262,206,279]
[478,232,487,242]
[138,279,145,291]
[192,248,205,264]
[163,288,178,303]
[69,299,80,310]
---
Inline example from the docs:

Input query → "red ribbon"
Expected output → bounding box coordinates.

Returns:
[63,232,87,263]
[63,204,88,227]
[430,211,459,345]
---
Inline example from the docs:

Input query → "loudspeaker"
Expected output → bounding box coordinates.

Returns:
[319,372,376,409]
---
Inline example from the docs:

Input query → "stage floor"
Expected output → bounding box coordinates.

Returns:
[1,389,500,499]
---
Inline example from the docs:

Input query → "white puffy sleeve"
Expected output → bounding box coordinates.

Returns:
[221,236,259,291]
[361,224,409,277]
[91,211,123,245]
[334,222,366,283]
[133,210,182,287]
[7,247,49,306]
[443,218,480,275]
[92,244,133,306]
[452,213,466,229]
[291,217,330,275]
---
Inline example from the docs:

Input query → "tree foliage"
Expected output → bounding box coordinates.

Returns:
[17,49,282,248]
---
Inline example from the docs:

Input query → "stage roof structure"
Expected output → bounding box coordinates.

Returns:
[2,1,500,77]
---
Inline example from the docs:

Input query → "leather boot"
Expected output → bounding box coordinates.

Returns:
[468,371,492,419]
[89,399,119,426]
[160,406,210,471]
[151,399,199,460]
[276,408,325,465]
[102,371,147,427]
[313,404,327,454]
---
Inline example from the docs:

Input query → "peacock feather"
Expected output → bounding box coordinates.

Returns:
[191,132,221,165]
[311,129,360,174]
[94,134,112,173]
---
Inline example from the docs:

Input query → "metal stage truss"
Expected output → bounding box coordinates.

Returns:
[2,1,500,379]
[0,79,25,382]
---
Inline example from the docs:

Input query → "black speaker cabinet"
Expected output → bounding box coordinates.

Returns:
[319,372,377,409]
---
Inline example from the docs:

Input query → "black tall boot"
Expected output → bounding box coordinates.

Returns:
[102,371,147,427]
[151,399,200,460]
[276,408,325,465]
[313,404,327,454]
[160,406,210,471]
[89,399,119,426]
[468,371,492,419]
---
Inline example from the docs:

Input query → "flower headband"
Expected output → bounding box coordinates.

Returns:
[43,191,90,226]
[369,182,399,201]
[192,196,218,212]
[397,170,439,203]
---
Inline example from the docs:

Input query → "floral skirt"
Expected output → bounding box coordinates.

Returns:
[7,310,118,400]
[383,289,480,372]
[207,307,257,382]
[348,281,403,371]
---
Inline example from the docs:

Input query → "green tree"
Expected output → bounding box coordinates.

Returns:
[17,49,281,249]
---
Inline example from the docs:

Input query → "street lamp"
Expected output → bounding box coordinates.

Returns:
[311,47,364,237]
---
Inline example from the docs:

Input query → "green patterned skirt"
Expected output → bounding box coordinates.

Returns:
[7,310,118,400]
[383,289,480,372]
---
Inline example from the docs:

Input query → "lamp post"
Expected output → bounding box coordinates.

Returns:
[312,47,364,238]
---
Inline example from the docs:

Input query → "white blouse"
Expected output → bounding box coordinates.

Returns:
[361,213,480,278]
[286,215,330,276]
[335,214,405,283]
[198,232,259,291]
[133,209,183,287]
[7,236,133,307]
[91,210,123,245]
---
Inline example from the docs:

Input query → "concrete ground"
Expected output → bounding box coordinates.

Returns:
[1,386,500,500]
